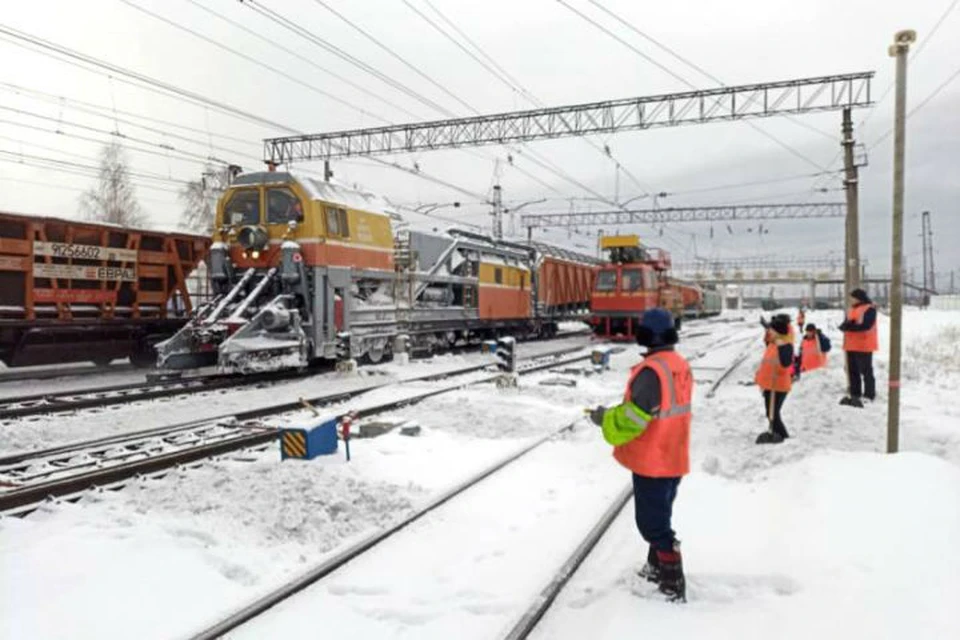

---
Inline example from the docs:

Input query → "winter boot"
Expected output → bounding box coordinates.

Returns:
[755,430,784,445]
[637,545,661,584]
[848,397,864,408]
[656,543,686,603]
[839,396,852,406]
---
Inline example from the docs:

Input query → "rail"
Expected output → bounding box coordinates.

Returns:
[0,345,598,514]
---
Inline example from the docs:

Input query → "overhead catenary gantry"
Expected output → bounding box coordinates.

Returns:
[263,72,873,164]
[520,202,845,228]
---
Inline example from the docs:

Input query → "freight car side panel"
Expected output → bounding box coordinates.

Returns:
[0,212,209,367]
[536,258,596,311]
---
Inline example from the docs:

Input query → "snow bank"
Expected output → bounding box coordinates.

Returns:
[535,450,960,640]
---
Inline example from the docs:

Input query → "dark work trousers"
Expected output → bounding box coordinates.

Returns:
[847,351,876,399]
[762,390,789,438]
[632,474,681,552]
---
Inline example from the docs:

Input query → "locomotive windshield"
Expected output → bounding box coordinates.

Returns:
[622,269,644,292]
[595,269,617,292]
[224,190,260,226]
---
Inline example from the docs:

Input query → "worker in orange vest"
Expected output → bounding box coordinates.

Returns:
[589,308,693,603]
[839,288,878,408]
[755,314,794,444]
[798,323,831,373]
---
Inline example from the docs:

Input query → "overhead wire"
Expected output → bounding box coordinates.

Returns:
[869,62,960,149]
[812,0,959,189]
[242,0,602,204]
[398,0,640,213]
[0,106,234,167]
[239,0,454,117]
[182,0,423,121]
[0,21,298,133]
[556,0,830,172]
[0,18,488,203]
[416,0,653,198]
[118,0,392,125]
[0,81,261,148]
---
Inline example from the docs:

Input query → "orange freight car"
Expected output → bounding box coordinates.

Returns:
[0,212,210,367]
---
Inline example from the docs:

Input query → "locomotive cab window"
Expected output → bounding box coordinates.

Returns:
[224,190,260,226]
[266,188,302,224]
[622,269,643,292]
[325,207,350,238]
[595,269,617,291]
[646,271,660,289]
[495,268,503,284]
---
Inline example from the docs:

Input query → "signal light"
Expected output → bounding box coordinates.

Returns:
[495,336,516,373]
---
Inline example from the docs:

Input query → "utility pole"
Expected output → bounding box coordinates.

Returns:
[842,107,861,292]
[887,28,916,455]
[921,211,929,307]
[926,211,935,294]
[492,184,503,239]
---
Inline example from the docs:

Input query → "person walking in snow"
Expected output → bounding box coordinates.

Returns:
[755,314,794,444]
[589,308,693,603]
[839,288,878,408]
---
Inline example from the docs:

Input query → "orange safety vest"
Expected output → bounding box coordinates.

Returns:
[800,335,827,372]
[613,350,693,478]
[843,304,878,353]
[755,338,792,392]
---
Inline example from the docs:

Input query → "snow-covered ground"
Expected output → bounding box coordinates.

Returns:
[1,310,958,639]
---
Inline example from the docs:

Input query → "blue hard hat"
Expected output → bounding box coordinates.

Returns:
[637,308,678,347]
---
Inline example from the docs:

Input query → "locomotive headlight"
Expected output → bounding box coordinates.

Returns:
[237,225,269,252]
[251,250,260,259]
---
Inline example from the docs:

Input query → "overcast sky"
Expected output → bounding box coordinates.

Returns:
[1,0,957,288]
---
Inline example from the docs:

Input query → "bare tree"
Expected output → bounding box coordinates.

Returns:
[178,164,234,234]
[79,141,147,228]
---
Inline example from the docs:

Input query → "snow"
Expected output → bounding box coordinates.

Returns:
[531,451,960,640]
[1,309,958,639]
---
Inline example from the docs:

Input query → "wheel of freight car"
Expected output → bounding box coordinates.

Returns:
[91,355,113,368]
[361,339,392,365]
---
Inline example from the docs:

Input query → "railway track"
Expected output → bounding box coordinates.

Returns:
[182,327,754,639]
[0,363,136,385]
[0,330,595,420]
[185,327,750,639]
[0,344,601,515]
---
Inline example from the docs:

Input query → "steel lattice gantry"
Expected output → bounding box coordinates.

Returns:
[520,202,845,228]
[264,72,873,163]
[673,255,846,273]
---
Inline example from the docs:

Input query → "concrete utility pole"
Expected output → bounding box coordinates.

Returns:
[842,107,861,292]
[492,184,503,239]
[926,211,935,294]
[921,211,929,306]
[887,28,916,455]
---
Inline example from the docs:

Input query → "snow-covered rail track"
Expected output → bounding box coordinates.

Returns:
[0,370,307,420]
[0,331,595,420]
[188,418,595,640]
[0,362,135,385]
[0,345,598,515]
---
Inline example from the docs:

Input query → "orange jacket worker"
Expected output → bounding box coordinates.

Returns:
[839,288,878,408]
[755,314,794,444]
[589,308,692,603]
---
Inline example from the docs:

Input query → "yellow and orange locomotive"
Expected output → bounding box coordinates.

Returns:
[158,171,599,372]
